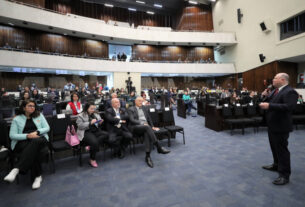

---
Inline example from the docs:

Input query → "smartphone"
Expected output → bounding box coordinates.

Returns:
[95,119,102,123]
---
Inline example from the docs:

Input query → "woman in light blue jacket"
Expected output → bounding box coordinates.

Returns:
[4,100,50,190]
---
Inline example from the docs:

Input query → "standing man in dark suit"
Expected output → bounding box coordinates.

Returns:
[105,98,133,159]
[259,73,298,185]
[128,97,170,168]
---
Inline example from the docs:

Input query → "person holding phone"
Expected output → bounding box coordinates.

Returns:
[76,102,108,167]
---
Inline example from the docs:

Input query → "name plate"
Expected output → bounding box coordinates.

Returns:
[224,104,229,107]
[236,103,241,107]
[57,113,66,119]
[165,107,170,111]
[150,108,156,112]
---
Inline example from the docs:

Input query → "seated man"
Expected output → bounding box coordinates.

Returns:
[128,97,170,168]
[105,93,126,109]
[105,98,133,159]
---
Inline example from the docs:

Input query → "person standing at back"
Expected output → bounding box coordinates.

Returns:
[259,73,298,185]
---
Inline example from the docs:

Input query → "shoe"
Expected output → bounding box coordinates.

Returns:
[157,146,171,154]
[32,176,42,190]
[262,164,278,172]
[155,142,170,154]
[145,156,154,168]
[4,168,19,183]
[272,177,289,185]
[89,160,98,168]
[118,150,125,159]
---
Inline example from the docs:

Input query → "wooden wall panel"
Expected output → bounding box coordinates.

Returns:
[174,4,213,31]
[43,0,172,27]
[0,24,108,58]
[0,72,107,90]
[242,61,298,92]
[17,0,45,7]
[141,76,227,90]
[132,45,214,62]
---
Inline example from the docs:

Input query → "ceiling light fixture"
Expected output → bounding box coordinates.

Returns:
[189,1,198,5]
[8,22,14,26]
[154,4,163,8]
[128,8,137,11]
[136,1,145,4]
[146,11,155,15]
[105,3,114,7]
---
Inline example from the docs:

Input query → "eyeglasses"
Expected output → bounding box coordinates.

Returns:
[26,105,35,108]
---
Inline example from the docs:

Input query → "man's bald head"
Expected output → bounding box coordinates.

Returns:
[111,93,117,99]
[273,73,289,88]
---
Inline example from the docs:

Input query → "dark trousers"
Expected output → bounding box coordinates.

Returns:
[268,130,291,179]
[108,130,133,149]
[184,100,196,113]
[14,137,48,179]
[83,129,108,160]
[132,125,157,152]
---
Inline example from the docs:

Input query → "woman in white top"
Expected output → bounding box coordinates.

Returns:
[66,92,83,115]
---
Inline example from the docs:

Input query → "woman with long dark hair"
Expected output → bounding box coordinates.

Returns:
[76,102,108,167]
[66,92,83,115]
[4,100,50,190]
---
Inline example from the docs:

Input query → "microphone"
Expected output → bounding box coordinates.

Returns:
[261,85,274,102]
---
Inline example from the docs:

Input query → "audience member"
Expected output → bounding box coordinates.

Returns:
[76,102,108,168]
[66,92,83,115]
[4,100,50,190]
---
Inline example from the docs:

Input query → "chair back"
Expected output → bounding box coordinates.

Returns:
[43,103,55,116]
[51,114,71,141]
[246,104,257,116]
[222,105,232,117]
[162,107,175,126]
[234,105,245,117]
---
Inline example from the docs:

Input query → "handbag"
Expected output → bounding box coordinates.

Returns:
[65,125,80,146]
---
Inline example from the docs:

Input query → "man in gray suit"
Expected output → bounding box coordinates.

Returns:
[128,97,170,168]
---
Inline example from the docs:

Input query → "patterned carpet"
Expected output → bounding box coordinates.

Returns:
[1,112,305,207]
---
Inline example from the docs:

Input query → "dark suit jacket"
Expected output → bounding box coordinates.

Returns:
[105,107,129,133]
[265,85,298,132]
[127,106,154,132]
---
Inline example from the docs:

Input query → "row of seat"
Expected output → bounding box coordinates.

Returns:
[0,107,185,175]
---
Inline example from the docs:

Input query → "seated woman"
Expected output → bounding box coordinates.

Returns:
[19,91,31,106]
[76,102,108,167]
[168,88,176,108]
[141,91,150,106]
[32,89,43,104]
[4,100,50,190]
[182,90,196,115]
[66,92,83,115]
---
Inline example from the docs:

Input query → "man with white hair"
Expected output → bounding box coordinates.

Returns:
[128,97,170,168]
[260,73,298,185]
[105,98,133,159]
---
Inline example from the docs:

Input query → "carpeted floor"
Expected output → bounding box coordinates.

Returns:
[1,112,305,207]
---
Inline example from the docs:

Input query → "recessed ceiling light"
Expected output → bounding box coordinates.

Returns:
[48,26,53,30]
[63,33,67,35]
[146,11,154,15]
[72,31,76,34]
[210,0,216,2]
[92,35,96,37]
[8,22,14,26]
[105,3,113,7]
[154,4,162,8]
[136,1,145,4]
[128,8,137,11]
[189,1,198,5]
[22,21,28,25]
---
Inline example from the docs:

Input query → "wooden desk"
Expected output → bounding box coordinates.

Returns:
[205,104,223,132]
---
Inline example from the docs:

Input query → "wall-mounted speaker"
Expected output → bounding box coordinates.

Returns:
[237,9,243,24]
[259,54,266,62]
[260,22,267,31]
[259,19,272,33]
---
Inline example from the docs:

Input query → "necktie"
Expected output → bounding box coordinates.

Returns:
[273,88,279,96]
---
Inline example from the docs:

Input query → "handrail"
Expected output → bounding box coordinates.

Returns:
[0,47,221,64]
